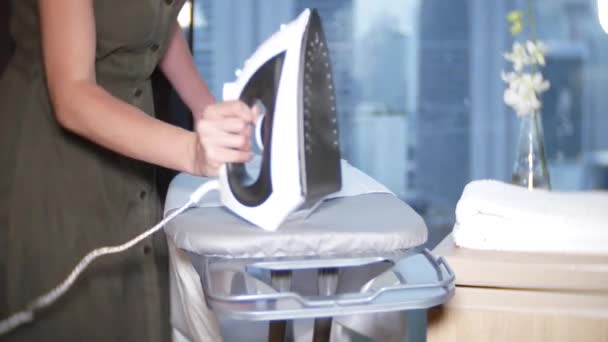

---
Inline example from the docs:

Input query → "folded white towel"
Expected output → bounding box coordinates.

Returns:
[453,179,608,254]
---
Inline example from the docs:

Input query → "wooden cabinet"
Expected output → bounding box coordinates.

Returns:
[428,236,608,342]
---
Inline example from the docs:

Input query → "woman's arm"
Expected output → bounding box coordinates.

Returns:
[160,23,215,120]
[39,0,253,176]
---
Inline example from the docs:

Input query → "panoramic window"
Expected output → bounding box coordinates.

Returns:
[187,0,608,245]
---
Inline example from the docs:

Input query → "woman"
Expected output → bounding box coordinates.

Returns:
[0,0,254,340]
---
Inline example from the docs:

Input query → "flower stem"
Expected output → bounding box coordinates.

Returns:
[528,126,534,190]
[527,0,539,74]
[533,110,552,189]
[527,0,538,42]
[526,0,552,189]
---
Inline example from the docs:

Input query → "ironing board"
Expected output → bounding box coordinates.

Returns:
[164,172,454,341]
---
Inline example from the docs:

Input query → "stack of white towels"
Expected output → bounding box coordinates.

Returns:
[452,180,608,255]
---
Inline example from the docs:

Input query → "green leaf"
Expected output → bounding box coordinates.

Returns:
[510,22,523,35]
[507,10,523,23]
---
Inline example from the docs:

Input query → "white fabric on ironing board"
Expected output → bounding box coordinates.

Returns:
[163,157,393,216]
[453,179,608,254]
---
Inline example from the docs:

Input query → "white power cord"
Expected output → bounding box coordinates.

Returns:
[0,180,219,336]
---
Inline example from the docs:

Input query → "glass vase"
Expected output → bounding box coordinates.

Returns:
[512,112,551,190]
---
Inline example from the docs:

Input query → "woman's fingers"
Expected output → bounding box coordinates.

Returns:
[202,147,252,176]
[203,100,257,123]
[196,120,251,150]
[192,100,261,176]
[219,117,251,135]
[215,131,251,150]
[194,140,252,177]
[194,120,252,169]
[205,146,252,166]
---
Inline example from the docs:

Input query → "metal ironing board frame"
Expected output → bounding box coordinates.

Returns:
[188,248,455,341]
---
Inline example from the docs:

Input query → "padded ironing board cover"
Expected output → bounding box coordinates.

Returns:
[163,159,428,342]
[163,159,428,258]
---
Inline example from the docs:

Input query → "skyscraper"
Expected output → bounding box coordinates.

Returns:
[191,0,293,98]
[415,0,471,209]
[192,0,214,91]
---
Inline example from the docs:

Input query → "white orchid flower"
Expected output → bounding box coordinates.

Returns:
[504,42,530,72]
[525,40,547,66]
[502,72,550,117]
[501,71,518,83]
[531,72,550,93]
[502,36,550,117]
[504,85,540,116]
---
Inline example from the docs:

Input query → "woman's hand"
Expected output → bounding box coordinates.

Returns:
[190,100,258,176]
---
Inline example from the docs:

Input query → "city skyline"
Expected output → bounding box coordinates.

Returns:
[188,0,608,225]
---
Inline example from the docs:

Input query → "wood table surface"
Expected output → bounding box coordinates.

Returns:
[427,235,608,342]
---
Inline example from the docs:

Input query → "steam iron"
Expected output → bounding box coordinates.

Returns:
[218,8,342,231]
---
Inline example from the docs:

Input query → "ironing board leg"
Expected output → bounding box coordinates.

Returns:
[268,270,292,342]
[312,318,332,342]
[312,268,339,342]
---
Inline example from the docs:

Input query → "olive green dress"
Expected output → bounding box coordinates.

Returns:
[0,0,184,340]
